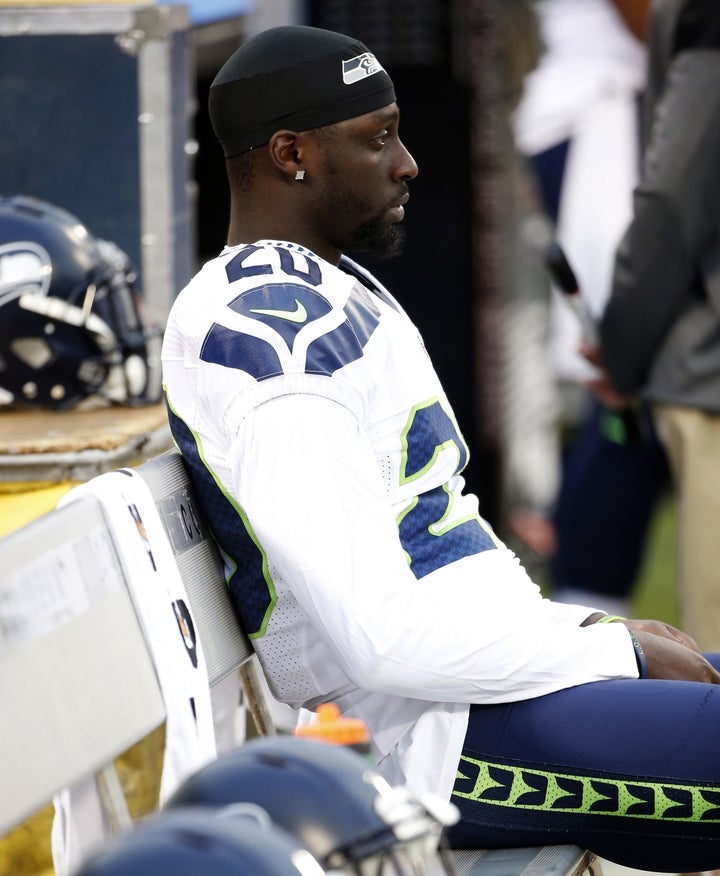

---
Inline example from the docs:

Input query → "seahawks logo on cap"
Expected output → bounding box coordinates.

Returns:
[342,52,385,85]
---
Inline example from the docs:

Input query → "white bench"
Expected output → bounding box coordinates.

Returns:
[0,452,271,852]
[450,846,598,875]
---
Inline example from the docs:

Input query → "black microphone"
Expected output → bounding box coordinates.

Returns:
[544,241,645,447]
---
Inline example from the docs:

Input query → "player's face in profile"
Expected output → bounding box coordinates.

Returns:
[312,104,418,258]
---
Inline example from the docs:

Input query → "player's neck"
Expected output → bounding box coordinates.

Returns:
[227,215,340,265]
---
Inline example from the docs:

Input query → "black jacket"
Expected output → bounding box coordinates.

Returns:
[601,0,720,413]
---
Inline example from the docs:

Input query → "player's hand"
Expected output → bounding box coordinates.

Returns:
[623,618,701,654]
[579,342,635,411]
[634,630,720,683]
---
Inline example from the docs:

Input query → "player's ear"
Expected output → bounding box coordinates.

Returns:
[268,130,303,180]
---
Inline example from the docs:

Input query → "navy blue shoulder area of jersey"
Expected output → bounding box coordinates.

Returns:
[200,276,383,381]
[165,404,273,636]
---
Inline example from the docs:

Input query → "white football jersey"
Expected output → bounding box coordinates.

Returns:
[162,240,637,800]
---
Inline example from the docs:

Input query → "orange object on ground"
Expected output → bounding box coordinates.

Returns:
[294,703,371,753]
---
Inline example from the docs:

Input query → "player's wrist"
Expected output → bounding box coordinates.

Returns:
[626,628,648,678]
[580,611,608,627]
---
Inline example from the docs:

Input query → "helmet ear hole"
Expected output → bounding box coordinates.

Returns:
[10,336,53,369]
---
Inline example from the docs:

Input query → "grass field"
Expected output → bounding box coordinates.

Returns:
[628,491,679,626]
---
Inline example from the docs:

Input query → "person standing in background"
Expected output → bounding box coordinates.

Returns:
[510,0,670,618]
[593,0,720,651]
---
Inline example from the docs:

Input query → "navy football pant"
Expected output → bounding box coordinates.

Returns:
[447,655,720,872]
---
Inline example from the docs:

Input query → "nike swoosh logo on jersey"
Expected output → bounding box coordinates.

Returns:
[249,300,308,323]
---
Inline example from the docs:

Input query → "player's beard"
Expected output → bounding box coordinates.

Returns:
[325,180,407,259]
[351,216,406,260]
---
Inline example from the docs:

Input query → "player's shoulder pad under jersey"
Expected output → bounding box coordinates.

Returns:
[200,242,383,381]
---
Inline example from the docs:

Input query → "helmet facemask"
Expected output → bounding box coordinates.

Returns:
[324,776,458,876]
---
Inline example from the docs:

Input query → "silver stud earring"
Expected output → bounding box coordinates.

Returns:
[295,169,306,181]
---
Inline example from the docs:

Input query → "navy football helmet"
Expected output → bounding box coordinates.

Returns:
[0,195,162,409]
[74,806,327,875]
[166,736,459,875]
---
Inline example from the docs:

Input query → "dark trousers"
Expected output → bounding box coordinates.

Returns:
[448,654,720,872]
[551,401,670,600]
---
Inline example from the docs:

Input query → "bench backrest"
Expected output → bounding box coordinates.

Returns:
[0,494,166,835]
[0,448,273,837]
[132,450,276,736]
[132,450,253,688]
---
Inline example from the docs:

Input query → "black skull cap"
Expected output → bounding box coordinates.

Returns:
[209,25,396,157]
